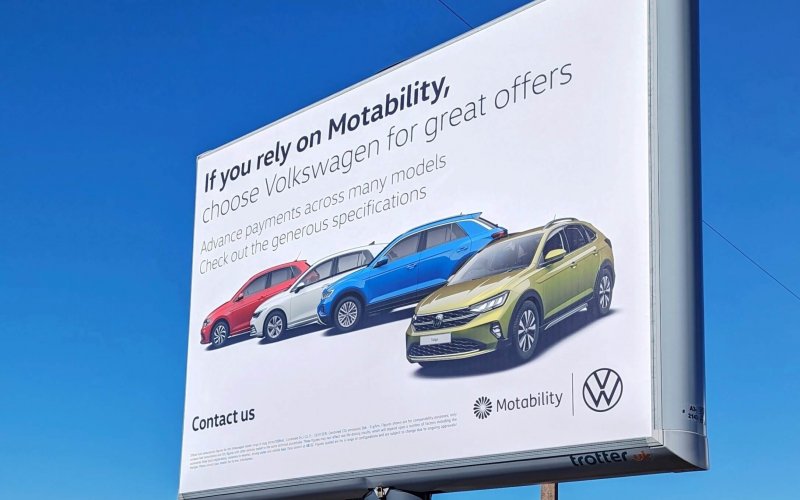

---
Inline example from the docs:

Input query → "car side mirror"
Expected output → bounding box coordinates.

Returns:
[373,256,388,268]
[235,292,245,302]
[543,248,567,265]
[293,282,306,293]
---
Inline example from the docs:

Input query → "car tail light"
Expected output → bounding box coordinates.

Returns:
[491,229,507,239]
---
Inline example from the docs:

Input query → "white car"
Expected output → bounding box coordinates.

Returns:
[250,244,385,341]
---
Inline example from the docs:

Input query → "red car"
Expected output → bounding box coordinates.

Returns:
[201,260,309,347]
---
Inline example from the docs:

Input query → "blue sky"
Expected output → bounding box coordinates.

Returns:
[1,1,798,499]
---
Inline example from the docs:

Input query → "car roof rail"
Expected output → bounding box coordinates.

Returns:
[404,212,482,234]
[544,217,578,229]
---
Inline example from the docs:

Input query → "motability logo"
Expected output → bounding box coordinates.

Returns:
[582,368,623,412]
[473,396,493,419]
[472,391,562,420]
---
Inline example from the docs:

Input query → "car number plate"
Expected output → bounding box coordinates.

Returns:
[421,333,451,346]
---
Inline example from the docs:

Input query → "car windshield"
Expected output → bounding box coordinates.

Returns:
[449,232,542,284]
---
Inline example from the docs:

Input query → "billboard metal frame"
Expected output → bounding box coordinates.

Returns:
[182,0,705,498]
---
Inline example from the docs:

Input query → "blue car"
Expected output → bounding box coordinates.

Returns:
[318,213,507,332]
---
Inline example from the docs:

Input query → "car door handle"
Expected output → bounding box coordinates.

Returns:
[569,261,578,269]
[406,263,417,269]
[456,245,469,252]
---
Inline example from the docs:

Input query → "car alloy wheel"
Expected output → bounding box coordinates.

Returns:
[211,322,228,347]
[335,297,361,331]
[599,274,612,310]
[591,267,614,317]
[265,313,284,340]
[517,310,537,352]
[511,300,539,361]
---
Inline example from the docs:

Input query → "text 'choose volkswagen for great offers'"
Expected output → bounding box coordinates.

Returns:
[406,218,614,366]
[200,260,310,348]
[249,244,386,342]
[317,213,508,332]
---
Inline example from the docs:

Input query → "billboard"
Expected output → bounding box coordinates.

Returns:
[180,0,705,498]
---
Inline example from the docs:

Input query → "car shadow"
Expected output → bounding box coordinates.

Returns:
[536,308,619,358]
[412,309,619,379]
[322,307,415,336]
[205,331,256,351]
[257,322,329,345]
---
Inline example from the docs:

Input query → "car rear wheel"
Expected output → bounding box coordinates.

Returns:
[510,300,539,362]
[590,267,614,317]
[211,321,229,348]
[334,296,362,332]
[263,311,286,343]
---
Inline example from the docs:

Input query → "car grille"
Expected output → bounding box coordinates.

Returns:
[248,325,258,336]
[408,338,486,358]
[412,307,479,331]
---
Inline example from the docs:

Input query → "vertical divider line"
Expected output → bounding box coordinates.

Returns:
[571,372,575,416]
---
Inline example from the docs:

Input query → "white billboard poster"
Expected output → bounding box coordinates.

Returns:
[180,0,706,498]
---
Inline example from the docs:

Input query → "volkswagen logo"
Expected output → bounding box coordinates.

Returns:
[583,368,623,412]
[433,313,444,329]
[473,396,493,419]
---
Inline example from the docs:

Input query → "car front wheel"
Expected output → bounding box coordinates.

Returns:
[263,311,286,343]
[334,296,362,332]
[510,300,539,362]
[211,321,229,348]
[591,267,614,317]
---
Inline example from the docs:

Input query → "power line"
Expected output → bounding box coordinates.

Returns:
[435,0,473,29]
[703,219,800,303]
[433,1,798,306]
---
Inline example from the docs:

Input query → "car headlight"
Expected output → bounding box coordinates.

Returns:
[321,287,333,299]
[252,310,263,319]
[469,291,509,314]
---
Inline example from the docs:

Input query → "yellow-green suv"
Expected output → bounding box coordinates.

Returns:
[405,218,614,365]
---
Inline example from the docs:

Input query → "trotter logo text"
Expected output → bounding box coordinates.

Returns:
[473,396,493,419]
[582,368,623,412]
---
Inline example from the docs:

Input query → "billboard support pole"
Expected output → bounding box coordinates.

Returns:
[541,482,558,500]
[363,487,429,500]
